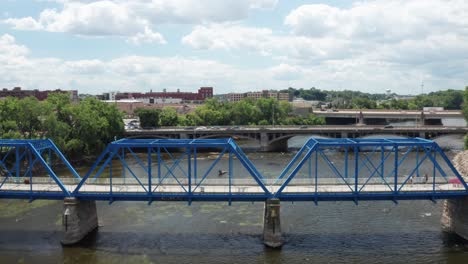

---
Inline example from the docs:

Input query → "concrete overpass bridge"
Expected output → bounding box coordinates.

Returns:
[124,126,468,152]
[313,109,464,126]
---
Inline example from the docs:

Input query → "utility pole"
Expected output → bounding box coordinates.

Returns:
[421,80,424,95]
[272,103,275,127]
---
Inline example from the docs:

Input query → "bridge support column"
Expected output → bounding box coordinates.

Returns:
[263,198,282,248]
[61,197,98,245]
[441,197,468,240]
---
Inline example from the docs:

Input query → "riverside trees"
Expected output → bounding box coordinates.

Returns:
[0,93,124,159]
[135,98,324,127]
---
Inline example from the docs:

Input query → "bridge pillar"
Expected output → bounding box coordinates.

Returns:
[357,111,365,126]
[441,197,468,240]
[263,198,282,248]
[420,111,425,126]
[260,132,288,152]
[61,197,98,245]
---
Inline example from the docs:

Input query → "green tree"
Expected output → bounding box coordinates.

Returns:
[135,108,161,128]
[160,108,179,126]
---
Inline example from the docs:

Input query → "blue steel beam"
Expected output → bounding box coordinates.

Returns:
[74,137,271,199]
[273,137,468,201]
[1,138,467,202]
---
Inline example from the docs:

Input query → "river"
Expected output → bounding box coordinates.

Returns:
[0,136,468,264]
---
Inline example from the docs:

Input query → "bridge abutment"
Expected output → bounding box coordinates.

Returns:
[441,197,468,240]
[263,198,282,248]
[61,197,98,245]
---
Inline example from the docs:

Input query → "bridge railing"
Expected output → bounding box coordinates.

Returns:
[0,139,81,199]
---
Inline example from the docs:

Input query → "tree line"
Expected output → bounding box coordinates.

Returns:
[282,87,464,110]
[0,93,124,160]
[136,98,325,128]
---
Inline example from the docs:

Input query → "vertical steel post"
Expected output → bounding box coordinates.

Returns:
[308,151,312,181]
[354,146,358,194]
[229,151,233,198]
[15,147,20,181]
[122,148,126,184]
[345,147,348,178]
[148,147,152,196]
[157,147,161,184]
[416,146,420,177]
[394,145,398,194]
[28,148,33,193]
[381,146,384,179]
[315,148,318,194]
[433,148,436,193]
[109,160,113,196]
[194,147,197,184]
[188,147,191,198]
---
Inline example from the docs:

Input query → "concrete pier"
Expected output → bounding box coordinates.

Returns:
[441,197,468,240]
[61,197,98,245]
[263,198,282,248]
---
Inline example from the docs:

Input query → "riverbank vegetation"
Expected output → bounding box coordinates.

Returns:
[0,94,124,159]
[136,98,325,128]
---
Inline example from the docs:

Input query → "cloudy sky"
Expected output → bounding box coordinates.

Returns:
[0,0,467,95]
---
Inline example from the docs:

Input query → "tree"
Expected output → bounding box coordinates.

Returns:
[135,108,161,128]
[160,108,179,126]
[0,95,124,159]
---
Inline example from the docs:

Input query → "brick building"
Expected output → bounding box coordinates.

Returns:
[226,90,289,102]
[115,87,213,102]
[0,87,79,102]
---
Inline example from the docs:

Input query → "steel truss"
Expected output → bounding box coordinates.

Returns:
[0,137,467,203]
[73,138,270,202]
[274,137,468,202]
[0,139,81,199]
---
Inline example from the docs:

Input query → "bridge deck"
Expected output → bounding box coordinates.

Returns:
[1,176,466,201]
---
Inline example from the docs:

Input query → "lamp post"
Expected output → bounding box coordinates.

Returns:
[272,103,275,127]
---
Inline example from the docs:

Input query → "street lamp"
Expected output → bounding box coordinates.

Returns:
[272,103,275,127]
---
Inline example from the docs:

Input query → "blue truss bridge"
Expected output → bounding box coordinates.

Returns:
[0,137,467,203]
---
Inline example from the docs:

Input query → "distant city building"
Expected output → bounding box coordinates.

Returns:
[140,97,182,104]
[227,93,245,102]
[226,90,290,102]
[114,87,213,102]
[0,87,78,102]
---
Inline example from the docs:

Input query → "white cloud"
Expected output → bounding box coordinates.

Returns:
[284,0,468,41]
[3,17,43,30]
[4,0,276,44]
[182,24,275,55]
[3,1,166,44]
[2,0,468,94]
[0,34,29,57]
[269,64,302,81]
[127,26,166,45]
[182,0,468,92]
[182,23,355,60]
[2,33,464,95]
